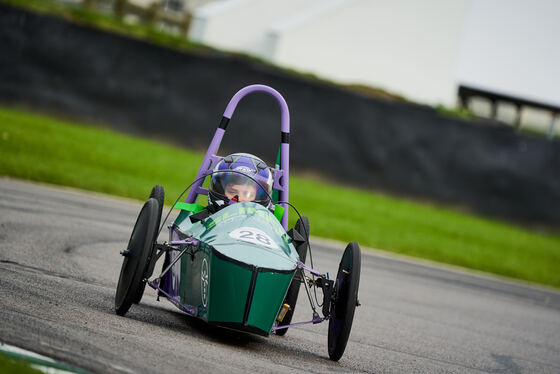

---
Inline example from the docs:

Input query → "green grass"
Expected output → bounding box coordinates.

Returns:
[0,108,202,203]
[1,106,559,288]
[0,350,88,374]
[0,353,43,374]
[435,104,475,120]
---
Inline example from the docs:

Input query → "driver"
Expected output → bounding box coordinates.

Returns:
[224,181,257,202]
[207,153,274,212]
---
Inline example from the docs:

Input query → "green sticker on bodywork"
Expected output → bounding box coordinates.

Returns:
[174,202,205,213]
[273,204,285,222]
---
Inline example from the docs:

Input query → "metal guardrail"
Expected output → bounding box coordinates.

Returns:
[458,85,559,139]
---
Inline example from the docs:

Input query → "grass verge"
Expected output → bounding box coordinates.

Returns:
[1,106,559,288]
[0,353,43,374]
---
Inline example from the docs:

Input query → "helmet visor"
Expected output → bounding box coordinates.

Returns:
[210,172,270,204]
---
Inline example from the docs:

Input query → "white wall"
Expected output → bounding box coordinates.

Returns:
[269,0,468,105]
[456,0,560,107]
[190,0,468,105]
[189,0,560,108]
[189,0,317,57]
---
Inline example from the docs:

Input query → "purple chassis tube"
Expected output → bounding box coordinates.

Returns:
[185,84,290,229]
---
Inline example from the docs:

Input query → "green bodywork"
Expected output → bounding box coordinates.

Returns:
[169,202,299,335]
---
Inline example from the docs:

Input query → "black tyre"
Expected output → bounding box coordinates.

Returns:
[115,198,159,316]
[132,185,164,304]
[276,216,309,336]
[327,241,361,361]
[149,185,165,235]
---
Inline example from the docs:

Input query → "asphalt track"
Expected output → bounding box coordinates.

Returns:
[1,177,559,373]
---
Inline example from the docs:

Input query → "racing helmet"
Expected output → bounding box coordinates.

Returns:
[208,153,273,211]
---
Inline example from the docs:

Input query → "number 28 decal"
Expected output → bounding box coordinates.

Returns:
[229,227,279,249]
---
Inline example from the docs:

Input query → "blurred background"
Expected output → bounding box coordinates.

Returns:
[60,0,560,135]
[1,0,559,286]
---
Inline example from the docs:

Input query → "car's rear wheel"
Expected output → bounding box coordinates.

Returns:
[327,241,361,361]
[115,198,159,315]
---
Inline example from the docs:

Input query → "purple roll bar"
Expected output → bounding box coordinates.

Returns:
[185,84,290,229]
